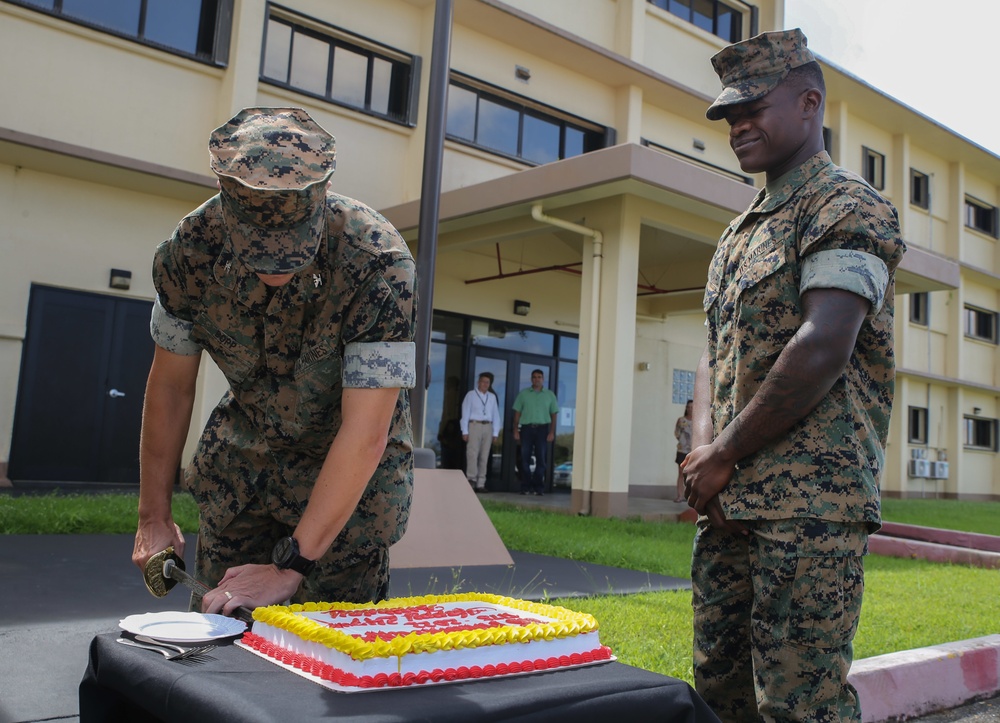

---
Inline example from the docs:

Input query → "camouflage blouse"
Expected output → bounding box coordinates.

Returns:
[150,192,416,566]
[703,152,905,528]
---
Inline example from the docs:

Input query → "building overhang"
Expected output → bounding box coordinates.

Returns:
[896,245,961,294]
[382,142,754,242]
[0,126,216,204]
[383,143,961,298]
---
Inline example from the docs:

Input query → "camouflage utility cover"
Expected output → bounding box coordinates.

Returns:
[210,107,337,274]
[703,152,905,529]
[151,191,416,568]
[706,28,816,121]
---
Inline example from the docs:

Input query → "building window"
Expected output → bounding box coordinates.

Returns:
[910,292,929,325]
[672,369,696,404]
[911,169,930,209]
[964,305,998,343]
[965,196,999,237]
[908,407,928,444]
[261,9,418,125]
[862,147,885,190]
[446,76,611,165]
[647,0,743,43]
[7,0,231,63]
[964,416,998,451]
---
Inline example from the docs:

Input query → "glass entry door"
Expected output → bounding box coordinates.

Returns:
[472,351,554,492]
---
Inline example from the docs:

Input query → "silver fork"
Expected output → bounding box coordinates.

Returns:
[118,636,216,660]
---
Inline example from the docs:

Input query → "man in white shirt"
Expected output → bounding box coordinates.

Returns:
[460,373,502,491]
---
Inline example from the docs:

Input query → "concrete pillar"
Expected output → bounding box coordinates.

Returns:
[570,197,641,518]
[826,100,848,166]
[893,133,910,237]
[947,161,964,261]
[615,0,645,61]
[616,85,644,145]
[216,0,268,120]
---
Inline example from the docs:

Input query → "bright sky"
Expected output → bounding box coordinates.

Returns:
[783,0,999,157]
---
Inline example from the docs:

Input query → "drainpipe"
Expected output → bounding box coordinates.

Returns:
[530,204,603,516]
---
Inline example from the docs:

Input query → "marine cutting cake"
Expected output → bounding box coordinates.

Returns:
[240,593,613,690]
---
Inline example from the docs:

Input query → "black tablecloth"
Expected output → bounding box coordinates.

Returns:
[79,633,720,722]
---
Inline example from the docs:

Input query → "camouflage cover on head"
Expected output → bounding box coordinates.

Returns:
[210,107,337,274]
[706,28,816,121]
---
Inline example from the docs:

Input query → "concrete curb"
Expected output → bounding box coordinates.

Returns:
[869,534,1000,569]
[851,635,1000,722]
[878,522,1000,553]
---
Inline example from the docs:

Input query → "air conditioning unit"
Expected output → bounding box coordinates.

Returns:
[908,459,931,477]
[910,448,928,459]
[930,461,950,479]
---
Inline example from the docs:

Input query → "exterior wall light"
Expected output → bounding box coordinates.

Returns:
[513,299,531,316]
[109,269,132,290]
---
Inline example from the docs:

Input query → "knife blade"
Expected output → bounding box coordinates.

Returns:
[162,558,255,625]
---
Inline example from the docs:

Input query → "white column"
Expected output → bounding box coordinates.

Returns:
[573,197,640,517]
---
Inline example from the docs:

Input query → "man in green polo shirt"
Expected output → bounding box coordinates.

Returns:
[512,369,559,496]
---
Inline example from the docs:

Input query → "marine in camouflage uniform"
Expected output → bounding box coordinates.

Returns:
[133,107,415,610]
[683,31,905,722]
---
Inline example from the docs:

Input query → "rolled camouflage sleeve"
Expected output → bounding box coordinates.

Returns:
[150,295,202,355]
[343,341,415,388]
[800,249,889,315]
[150,234,202,354]
[799,186,903,315]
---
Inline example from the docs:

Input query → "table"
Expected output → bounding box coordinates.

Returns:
[80,633,720,722]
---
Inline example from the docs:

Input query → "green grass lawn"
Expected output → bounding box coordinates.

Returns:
[1,491,997,685]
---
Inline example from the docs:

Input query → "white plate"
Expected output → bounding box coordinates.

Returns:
[120,611,246,644]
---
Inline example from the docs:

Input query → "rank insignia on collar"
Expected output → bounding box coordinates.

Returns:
[313,274,323,288]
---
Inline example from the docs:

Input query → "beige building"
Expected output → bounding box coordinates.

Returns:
[1,0,997,513]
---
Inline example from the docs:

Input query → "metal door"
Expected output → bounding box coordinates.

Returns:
[9,285,154,483]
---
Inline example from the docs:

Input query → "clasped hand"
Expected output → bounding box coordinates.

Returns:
[681,444,747,535]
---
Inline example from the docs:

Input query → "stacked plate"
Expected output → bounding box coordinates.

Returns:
[119,611,246,644]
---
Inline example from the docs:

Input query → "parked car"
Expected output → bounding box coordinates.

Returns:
[553,462,573,487]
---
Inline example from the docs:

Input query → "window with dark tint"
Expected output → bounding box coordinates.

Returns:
[649,0,743,42]
[261,12,416,125]
[522,113,561,165]
[965,305,998,343]
[965,196,998,237]
[964,417,997,450]
[478,97,520,156]
[911,169,930,209]
[431,312,465,343]
[908,407,927,444]
[446,77,609,165]
[862,146,885,190]
[9,0,227,62]
[558,335,579,361]
[469,321,555,356]
[910,292,929,326]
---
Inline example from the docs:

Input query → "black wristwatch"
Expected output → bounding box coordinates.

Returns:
[271,536,317,576]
